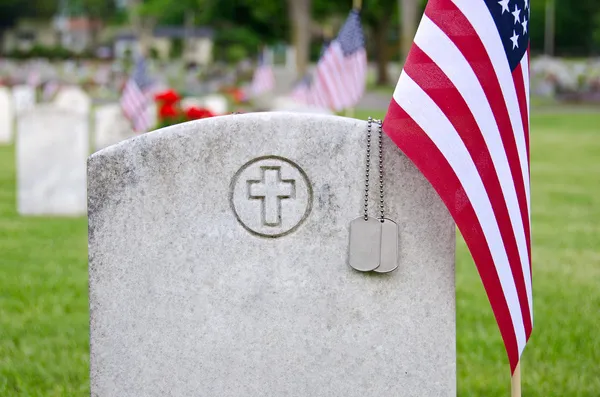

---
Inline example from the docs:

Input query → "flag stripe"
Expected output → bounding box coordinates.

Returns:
[413,14,532,337]
[404,42,532,341]
[386,97,520,369]
[450,0,530,211]
[392,72,527,355]
[426,2,533,335]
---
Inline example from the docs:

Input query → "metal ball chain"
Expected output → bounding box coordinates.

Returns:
[363,117,385,222]
[364,117,372,221]
[376,118,385,222]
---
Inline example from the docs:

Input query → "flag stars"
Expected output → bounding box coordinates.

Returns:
[512,4,521,24]
[510,30,520,49]
[498,0,510,14]
[521,18,528,34]
[524,0,529,10]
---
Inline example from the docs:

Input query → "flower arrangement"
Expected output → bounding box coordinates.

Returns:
[154,89,217,129]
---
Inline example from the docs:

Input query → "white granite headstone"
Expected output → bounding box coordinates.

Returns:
[93,103,135,151]
[202,94,228,115]
[54,86,91,115]
[0,87,13,144]
[12,85,36,115]
[271,96,333,115]
[17,105,88,215]
[88,113,455,397]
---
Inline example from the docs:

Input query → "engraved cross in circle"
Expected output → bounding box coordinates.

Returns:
[247,166,296,227]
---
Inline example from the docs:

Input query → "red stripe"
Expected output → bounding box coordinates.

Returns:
[512,62,532,275]
[404,46,532,338]
[426,0,532,336]
[385,99,520,372]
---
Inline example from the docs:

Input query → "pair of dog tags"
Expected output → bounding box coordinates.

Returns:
[347,117,399,274]
[348,217,398,273]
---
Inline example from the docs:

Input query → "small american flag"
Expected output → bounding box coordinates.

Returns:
[120,56,155,133]
[42,80,60,101]
[249,53,275,97]
[311,9,367,111]
[289,74,313,104]
[384,0,532,373]
[27,69,41,88]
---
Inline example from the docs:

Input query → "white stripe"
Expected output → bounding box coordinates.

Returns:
[452,0,530,219]
[521,55,530,113]
[520,53,532,324]
[415,16,533,329]
[393,72,527,355]
[319,45,346,110]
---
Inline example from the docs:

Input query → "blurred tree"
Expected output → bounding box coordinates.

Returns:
[287,0,312,76]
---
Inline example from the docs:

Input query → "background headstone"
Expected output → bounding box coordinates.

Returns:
[12,85,36,115]
[270,96,334,115]
[17,105,88,215]
[88,113,456,397]
[54,86,92,115]
[0,87,14,144]
[93,103,135,151]
[202,94,228,115]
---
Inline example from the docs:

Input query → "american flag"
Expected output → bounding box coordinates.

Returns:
[42,80,60,101]
[249,53,275,97]
[310,9,367,111]
[289,74,313,104]
[120,56,155,133]
[384,0,532,373]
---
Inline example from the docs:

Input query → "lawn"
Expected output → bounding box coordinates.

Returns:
[1,111,599,396]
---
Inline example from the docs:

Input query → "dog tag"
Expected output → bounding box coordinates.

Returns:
[374,218,399,273]
[348,217,381,272]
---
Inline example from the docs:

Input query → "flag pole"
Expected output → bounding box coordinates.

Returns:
[511,363,521,397]
[346,0,362,118]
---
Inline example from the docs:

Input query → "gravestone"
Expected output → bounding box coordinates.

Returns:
[12,85,36,115]
[93,103,134,151]
[0,87,13,144]
[271,96,333,115]
[54,86,91,115]
[88,112,455,397]
[202,94,228,115]
[17,105,88,215]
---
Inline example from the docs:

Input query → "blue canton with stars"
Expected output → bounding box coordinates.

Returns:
[335,9,365,56]
[485,0,529,71]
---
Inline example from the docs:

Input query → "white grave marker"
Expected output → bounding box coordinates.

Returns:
[0,87,14,144]
[12,85,36,115]
[54,86,91,115]
[93,103,135,151]
[88,113,455,397]
[17,105,88,215]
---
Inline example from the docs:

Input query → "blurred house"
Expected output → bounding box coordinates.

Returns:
[2,19,58,52]
[54,16,103,53]
[2,17,102,54]
[112,26,214,65]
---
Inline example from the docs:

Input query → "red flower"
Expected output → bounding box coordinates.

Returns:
[159,103,179,119]
[185,106,216,120]
[154,89,180,105]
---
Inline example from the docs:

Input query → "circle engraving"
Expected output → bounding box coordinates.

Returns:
[230,156,313,238]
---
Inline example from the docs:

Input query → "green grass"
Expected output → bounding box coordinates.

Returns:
[1,111,600,396]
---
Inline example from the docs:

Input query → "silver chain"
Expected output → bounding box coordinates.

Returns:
[364,117,385,222]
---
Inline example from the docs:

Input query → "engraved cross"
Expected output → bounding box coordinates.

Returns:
[247,166,296,227]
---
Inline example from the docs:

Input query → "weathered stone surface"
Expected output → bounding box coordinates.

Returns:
[17,105,88,215]
[88,112,455,397]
